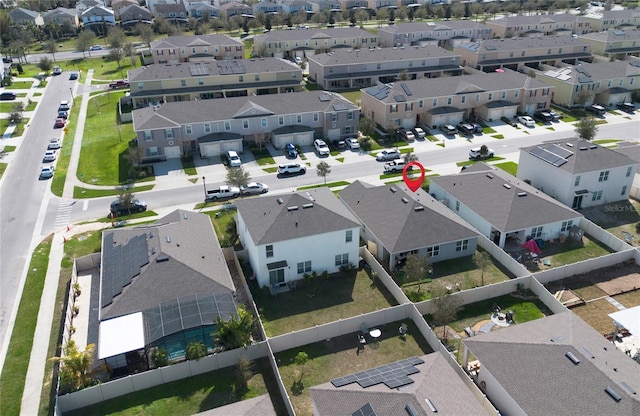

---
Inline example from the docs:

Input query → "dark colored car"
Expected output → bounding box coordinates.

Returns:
[456,123,475,136]
[58,110,68,119]
[110,199,147,216]
[440,124,456,136]
[54,118,65,128]
[285,143,298,158]
[69,73,78,80]
[586,104,606,117]
[471,123,483,134]
[616,102,635,114]
[534,111,554,123]
[0,92,17,100]
[109,79,129,89]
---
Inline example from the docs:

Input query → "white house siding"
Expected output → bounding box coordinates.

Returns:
[477,367,527,416]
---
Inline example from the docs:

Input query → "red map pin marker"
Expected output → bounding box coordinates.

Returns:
[403,161,425,192]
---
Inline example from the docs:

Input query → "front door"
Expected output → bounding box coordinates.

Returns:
[269,268,285,286]
[572,195,583,210]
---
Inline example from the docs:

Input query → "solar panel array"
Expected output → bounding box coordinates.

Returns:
[547,144,574,159]
[319,94,331,102]
[333,103,350,111]
[528,144,574,167]
[367,85,390,100]
[394,95,406,103]
[351,403,377,416]
[189,63,211,76]
[101,233,149,308]
[331,356,424,390]
[216,60,246,75]
[400,83,412,96]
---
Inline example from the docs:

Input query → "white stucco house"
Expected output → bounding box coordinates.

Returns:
[429,163,583,249]
[518,138,638,210]
[235,187,361,289]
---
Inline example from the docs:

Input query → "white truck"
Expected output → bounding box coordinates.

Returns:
[205,185,240,200]
[384,160,409,173]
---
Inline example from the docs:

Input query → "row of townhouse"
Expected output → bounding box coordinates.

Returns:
[486,13,592,38]
[377,20,494,48]
[577,29,640,60]
[149,34,245,63]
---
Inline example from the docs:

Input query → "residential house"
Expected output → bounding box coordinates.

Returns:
[8,7,44,26]
[150,34,244,63]
[534,60,640,108]
[455,36,592,73]
[311,353,490,415]
[429,163,583,249]
[154,3,188,22]
[339,181,480,271]
[360,69,553,131]
[186,1,220,20]
[235,188,361,289]
[127,58,304,108]
[337,0,369,10]
[131,90,359,162]
[81,5,116,35]
[94,210,237,375]
[517,138,637,210]
[220,1,253,18]
[253,27,377,60]
[76,0,104,14]
[485,14,591,39]
[377,20,493,49]
[583,9,640,32]
[463,312,640,416]
[112,0,139,16]
[252,1,284,15]
[577,29,640,60]
[307,45,463,91]
[119,4,154,28]
[281,0,314,14]
[43,7,80,29]
[307,0,341,12]
[613,142,640,200]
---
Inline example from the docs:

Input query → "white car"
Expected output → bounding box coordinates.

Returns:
[376,149,401,161]
[43,150,58,162]
[90,45,102,51]
[345,138,360,149]
[48,138,61,150]
[413,127,426,139]
[40,166,55,179]
[240,182,269,195]
[517,115,535,127]
[469,147,495,160]
[52,66,62,75]
[278,163,307,175]
[314,139,330,156]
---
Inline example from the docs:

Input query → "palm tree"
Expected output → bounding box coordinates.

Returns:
[51,341,106,392]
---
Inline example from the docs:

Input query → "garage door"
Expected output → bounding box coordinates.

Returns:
[293,132,313,147]
[326,128,340,140]
[164,145,181,159]
[273,135,293,149]
[200,143,220,158]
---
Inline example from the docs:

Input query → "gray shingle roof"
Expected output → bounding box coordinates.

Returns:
[579,29,640,42]
[612,142,640,163]
[458,35,590,53]
[541,60,640,84]
[429,163,582,232]
[464,312,640,416]
[235,187,360,245]
[150,34,242,49]
[132,90,357,131]
[521,138,637,174]
[488,13,583,27]
[128,57,300,82]
[310,352,490,415]
[378,20,492,34]
[339,181,479,254]
[154,3,187,13]
[100,210,235,320]
[254,27,372,43]
[309,45,457,65]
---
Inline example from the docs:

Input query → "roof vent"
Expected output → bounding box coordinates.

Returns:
[518,192,527,197]
[565,351,581,365]
[148,232,154,239]
[581,347,595,359]
[287,206,299,211]
[566,143,574,147]
[303,203,313,209]
[405,403,418,416]
[402,197,409,204]
[605,386,622,402]
[414,206,424,212]
[277,197,284,204]
[183,213,188,219]
[151,247,156,254]
[503,184,512,189]
[156,256,169,263]
[166,236,171,243]
[390,187,397,193]
[425,399,437,413]
[486,174,494,179]
[551,336,564,342]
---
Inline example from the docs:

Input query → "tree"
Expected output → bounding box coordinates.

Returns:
[397,70,410,81]
[234,356,251,394]
[575,88,593,109]
[316,161,331,185]
[265,15,272,32]
[50,341,105,393]
[403,151,418,163]
[135,23,155,51]
[116,186,135,214]
[403,253,431,291]
[359,117,376,138]
[185,341,207,361]
[77,30,96,58]
[226,165,251,188]
[294,351,308,382]
[242,18,249,34]
[9,102,24,125]
[38,56,52,74]
[575,116,599,141]
[151,347,168,367]
[45,38,57,62]
[474,251,491,287]
[479,144,489,159]
[431,284,463,341]
[217,304,254,350]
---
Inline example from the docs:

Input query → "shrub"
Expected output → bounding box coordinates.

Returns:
[151,347,169,367]
[635,222,640,233]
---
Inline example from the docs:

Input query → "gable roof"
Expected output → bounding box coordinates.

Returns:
[339,181,479,254]
[540,60,640,85]
[309,45,458,66]
[464,312,640,415]
[254,27,372,43]
[521,138,637,174]
[612,142,640,163]
[235,187,360,246]
[458,36,590,54]
[429,163,582,232]
[488,13,583,27]
[378,20,492,35]
[154,3,187,14]
[9,7,40,21]
[310,353,490,415]
[150,34,243,49]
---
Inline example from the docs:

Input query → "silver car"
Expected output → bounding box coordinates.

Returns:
[240,182,269,195]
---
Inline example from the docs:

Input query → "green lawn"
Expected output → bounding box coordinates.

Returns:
[542,236,614,267]
[0,236,53,416]
[251,269,398,337]
[456,156,504,167]
[51,97,80,197]
[2,145,16,152]
[0,163,7,179]
[4,81,34,89]
[181,154,197,176]
[494,161,518,176]
[297,181,350,190]
[250,147,276,166]
[337,90,361,105]
[73,185,154,199]
[0,102,25,113]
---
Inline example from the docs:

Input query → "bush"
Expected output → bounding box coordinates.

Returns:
[151,347,169,367]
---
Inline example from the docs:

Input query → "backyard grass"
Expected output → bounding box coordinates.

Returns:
[51,97,80,196]
[494,161,517,176]
[251,269,398,337]
[571,298,619,335]
[250,147,276,166]
[543,235,614,267]
[206,207,239,248]
[337,90,361,105]
[263,167,278,173]
[64,358,282,416]
[77,92,143,185]
[276,321,432,416]
[297,180,350,190]
[73,184,154,199]
[0,235,53,416]
[580,200,640,246]
[1,117,29,137]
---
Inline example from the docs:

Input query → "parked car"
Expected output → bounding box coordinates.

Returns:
[534,111,554,123]
[375,149,401,161]
[52,66,62,75]
[295,56,303,64]
[456,123,475,136]
[278,163,307,176]
[0,92,16,100]
[402,129,416,142]
[225,150,241,167]
[109,79,129,89]
[616,102,635,114]
[240,182,269,195]
[440,124,456,136]
[413,127,426,140]
[90,45,102,51]
[586,104,606,117]
[285,143,298,158]
[548,111,561,121]
[54,118,65,128]
[345,137,360,149]
[517,115,535,127]
[314,139,330,156]
[58,100,70,112]
[384,159,409,173]
[40,165,55,179]
[43,150,58,162]
[333,140,347,150]
[469,147,495,160]
[69,72,78,80]
[205,185,240,200]
[48,138,61,150]
[110,199,147,216]
[58,110,68,119]
[471,123,483,134]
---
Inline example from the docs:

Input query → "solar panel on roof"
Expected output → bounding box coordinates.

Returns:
[189,63,210,76]
[351,403,377,416]
[319,94,331,102]
[330,357,423,390]
[547,144,574,159]
[529,147,568,167]
[333,103,349,111]
[400,83,412,96]
[394,95,406,102]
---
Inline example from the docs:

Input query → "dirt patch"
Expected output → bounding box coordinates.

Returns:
[545,261,640,297]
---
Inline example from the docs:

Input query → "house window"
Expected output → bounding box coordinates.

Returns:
[461,96,466,103]
[456,239,469,252]
[419,100,424,108]
[426,245,440,257]
[626,166,633,177]
[255,74,260,81]
[224,122,230,131]
[297,261,311,274]
[198,78,204,86]
[515,91,519,98]
[488,93,493,101]
[144,131,152,141]
[621,185,628,196]
[279,116,284,125]
[297,115,302,123]
[314,113,319,122]
[261,118,267,127]
[592,190,602,201]
[331,113,337,122]
[561,220,573,232]
[476,94,480,102]
[335,253,349,266]
[185,125,192,135]
[447,97,452,105]
[531,226,543,238]
[204,123,211,133]
[455,201,460,211]
[239,75,243,82]
[181,80,186,87]
[433,99,437,107]
[137,82,143,89]
[391,104,397,113]
[346,230,352,243]
[266,245,273,258]
[598,170,609,182]
[574,176,580,186]
[243,120,249,129]
[269,269,284,285]
[165,129,173,139]
[502,91,506,99]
